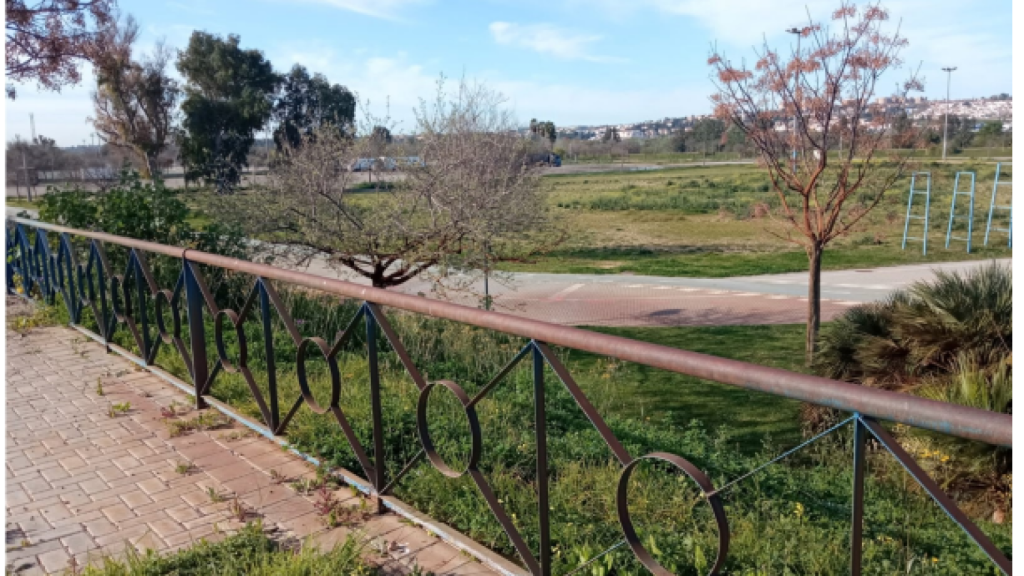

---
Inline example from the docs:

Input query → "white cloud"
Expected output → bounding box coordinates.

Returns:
[576,0,1010,99]
[575,0,834,45]
[273,45,439,129]
[275,44,702,129]
[489,22,625,63]
[289,0,427,20]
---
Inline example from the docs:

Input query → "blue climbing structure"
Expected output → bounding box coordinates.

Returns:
[984,163,1012,247]
[945,171,976,253]
[902,172,931,254]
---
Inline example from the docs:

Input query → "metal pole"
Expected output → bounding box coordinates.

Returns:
[483,242,491,311]
[941,67,956,161]
[366,311,387,514]
[850,415,866,575]
[533,342,551,576]
[259,280,280,431]
[184,260,209,409]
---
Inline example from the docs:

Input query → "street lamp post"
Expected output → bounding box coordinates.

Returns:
[786,27,808,173]
[941,66,957,161]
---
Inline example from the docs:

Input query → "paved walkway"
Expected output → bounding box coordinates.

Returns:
[5,323,501,575]
[300,257,1009,327]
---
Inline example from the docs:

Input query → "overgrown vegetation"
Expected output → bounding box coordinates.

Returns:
[76,523,373,575]
[59,282,1009,575]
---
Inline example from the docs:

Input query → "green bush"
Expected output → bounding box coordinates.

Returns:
[38,168,249,259]
[813,262,1012,505]
[815,262,1011,392]
[36,167,251,304]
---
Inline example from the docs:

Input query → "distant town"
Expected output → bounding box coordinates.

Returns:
[540,94,1012,140]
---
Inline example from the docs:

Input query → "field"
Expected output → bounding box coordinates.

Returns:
[559,147,1012,166]
[500,161,1013,277]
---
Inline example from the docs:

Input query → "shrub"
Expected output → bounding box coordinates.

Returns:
[812,263,1012,506]
[814,262,1011,392]
[35,167,251,305]
[38,167,248,258]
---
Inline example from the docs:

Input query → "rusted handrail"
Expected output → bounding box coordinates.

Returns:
[15,217,1011,447]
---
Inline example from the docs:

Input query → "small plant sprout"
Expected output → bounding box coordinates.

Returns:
[174,461,194,475]
[289,478,319,496]
[269,469,287,484]
[95,378,104,396]
[207,487,225,503]
[228,496,249,522]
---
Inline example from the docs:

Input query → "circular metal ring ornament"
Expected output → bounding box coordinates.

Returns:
[214,309,246,373]
[295,337,340,415]
[616,452,730,576]
[154,289,180,343]
[417,380,481,478]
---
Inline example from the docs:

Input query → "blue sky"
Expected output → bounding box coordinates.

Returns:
[5,0,1012,146]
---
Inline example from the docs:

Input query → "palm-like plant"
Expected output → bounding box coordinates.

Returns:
[814,262,1011,393]
[811,263,1011,507]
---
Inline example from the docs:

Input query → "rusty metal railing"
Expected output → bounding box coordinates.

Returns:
[6,217,1012,575]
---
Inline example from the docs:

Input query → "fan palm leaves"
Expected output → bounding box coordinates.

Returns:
[814,262,1011,394]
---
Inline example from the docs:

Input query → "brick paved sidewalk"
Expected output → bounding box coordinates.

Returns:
[5,325,501,575]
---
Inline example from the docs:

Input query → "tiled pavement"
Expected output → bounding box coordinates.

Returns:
[5,325,501,575]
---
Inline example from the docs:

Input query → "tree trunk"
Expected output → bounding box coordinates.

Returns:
[143,154,156,180]
[806,242,823,365]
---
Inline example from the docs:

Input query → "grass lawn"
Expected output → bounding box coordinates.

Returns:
[499,161,1013,277]
[501,243,1012,277]
[574,324,808,450]
[5,198,38,212]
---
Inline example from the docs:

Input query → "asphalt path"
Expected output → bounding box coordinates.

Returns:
[298,254,1009,327]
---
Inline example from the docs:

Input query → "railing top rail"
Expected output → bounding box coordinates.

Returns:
[11,216,1012,447]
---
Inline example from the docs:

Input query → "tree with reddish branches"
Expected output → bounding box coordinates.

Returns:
[6,0,116,99]
[708,1,924,362]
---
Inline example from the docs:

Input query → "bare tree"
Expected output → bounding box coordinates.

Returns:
[708,1,923,361]
[5,0,115,99]
[90,15,180,178]
[219,78,562,290]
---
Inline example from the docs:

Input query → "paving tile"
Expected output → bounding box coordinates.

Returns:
[37,547,73,574]
[5,325,497,575]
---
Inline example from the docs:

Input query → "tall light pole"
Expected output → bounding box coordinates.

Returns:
[786,27,807,173]
[941,66,957,161]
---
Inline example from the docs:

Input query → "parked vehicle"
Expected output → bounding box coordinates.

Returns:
[523,152,561,167]
[349,158,374,172]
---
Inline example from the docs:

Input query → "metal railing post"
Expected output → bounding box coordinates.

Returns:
[184,259,209,409]
[258,280,280,431]
[366,308,387,514]
[850,415,866,575]
[533,342,551,576]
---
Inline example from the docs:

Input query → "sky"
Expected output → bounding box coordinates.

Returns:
[4,0,1013,146]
